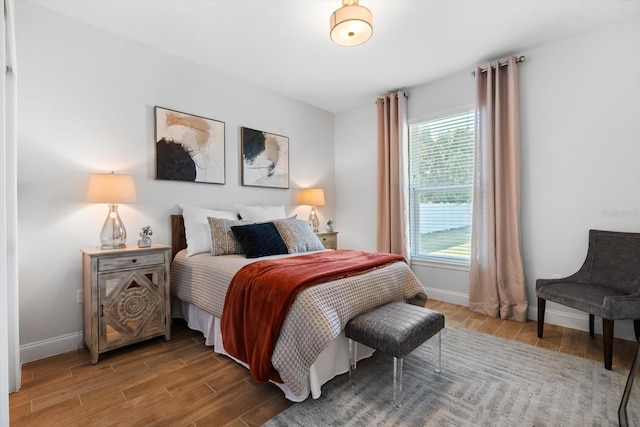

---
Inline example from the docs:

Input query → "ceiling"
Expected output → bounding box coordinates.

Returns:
[27,0,640,113]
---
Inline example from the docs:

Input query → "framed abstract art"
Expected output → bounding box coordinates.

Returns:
[240,126,289,189]
[155,106,225,184]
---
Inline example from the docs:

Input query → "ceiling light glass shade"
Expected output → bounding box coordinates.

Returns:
[330,1,373,47]
[87,173,136,249]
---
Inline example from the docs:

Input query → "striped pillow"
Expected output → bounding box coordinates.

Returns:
[207,217,252,256]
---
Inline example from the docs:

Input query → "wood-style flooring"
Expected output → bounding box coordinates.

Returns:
[9,300,637,426]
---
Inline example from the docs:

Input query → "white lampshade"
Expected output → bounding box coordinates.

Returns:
[330,0,373,47]
[87,172,136,249]
[299,188,326,207]
[87,173,137,204]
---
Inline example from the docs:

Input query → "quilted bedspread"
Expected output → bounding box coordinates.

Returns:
[171,250,427,399]
[221,250,406,384]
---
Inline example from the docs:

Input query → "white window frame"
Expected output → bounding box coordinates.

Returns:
[408,105,474,267]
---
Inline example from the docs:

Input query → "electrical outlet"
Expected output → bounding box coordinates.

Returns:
[77,289,83,304]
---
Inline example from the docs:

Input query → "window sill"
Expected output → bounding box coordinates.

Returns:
[410,256,470,272]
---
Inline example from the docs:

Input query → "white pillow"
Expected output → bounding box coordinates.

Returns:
[236,204,287,222]
[180,205,237,256]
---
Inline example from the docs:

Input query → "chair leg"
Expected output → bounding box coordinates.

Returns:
[537,298,546,338]
[589,314,595,337]
[634,320,640,341]
[393,356,403,408]
[603,318,614,370]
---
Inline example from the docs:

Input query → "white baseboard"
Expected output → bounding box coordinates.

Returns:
[425,287,469,307]
[20,331,84,364]
[428,287,637,342]
[534,306,637,341]
[18,293,638,364]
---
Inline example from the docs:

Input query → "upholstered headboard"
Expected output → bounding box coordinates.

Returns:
[170,214,186,260]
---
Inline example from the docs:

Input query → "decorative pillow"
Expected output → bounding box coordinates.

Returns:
[273,218,325,254]
[180,205,237,256]
[236,204,287,222]
[207,217,253,256]
[231,222,289,258]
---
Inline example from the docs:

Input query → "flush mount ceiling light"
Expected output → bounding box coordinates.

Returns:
[330,0,373,47]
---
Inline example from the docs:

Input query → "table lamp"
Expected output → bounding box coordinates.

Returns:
[87,172,137,249]
[300,188,325,233]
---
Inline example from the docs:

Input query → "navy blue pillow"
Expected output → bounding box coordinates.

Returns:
[230,222,288,258]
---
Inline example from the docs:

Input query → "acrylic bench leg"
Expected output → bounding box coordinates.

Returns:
[393,356,403,408]
[348,339,355,379]
[435,330,442,374]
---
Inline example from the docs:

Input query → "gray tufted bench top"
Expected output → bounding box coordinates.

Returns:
[345,301,445,358]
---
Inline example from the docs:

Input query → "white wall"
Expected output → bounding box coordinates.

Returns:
[15,2,640,363]
[16,2,335,362]
[336,12,640,339]
[520,12,640,336]
[3,0,19,414]
[334,103,377,251]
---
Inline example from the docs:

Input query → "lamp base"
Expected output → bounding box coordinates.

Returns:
[99,204,127,250]
[100,244,127,250]
[309,206,320,233]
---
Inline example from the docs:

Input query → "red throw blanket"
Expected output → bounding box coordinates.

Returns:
[220,249,405,384]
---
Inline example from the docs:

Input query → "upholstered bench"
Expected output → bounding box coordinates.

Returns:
[345,302,445,407]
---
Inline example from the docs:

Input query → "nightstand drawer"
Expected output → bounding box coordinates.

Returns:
[316,232,338,250]
[98,252,165,272]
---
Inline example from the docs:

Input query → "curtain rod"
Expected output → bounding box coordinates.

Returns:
[375,92,409,104]
[471,55,526,76]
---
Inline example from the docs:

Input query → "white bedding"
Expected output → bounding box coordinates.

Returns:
[170,249,427,401]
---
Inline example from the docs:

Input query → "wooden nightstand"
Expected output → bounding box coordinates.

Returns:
[316,231,338,250]
[81,244,171,364]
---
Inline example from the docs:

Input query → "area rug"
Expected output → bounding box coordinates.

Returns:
[263,326,630,426]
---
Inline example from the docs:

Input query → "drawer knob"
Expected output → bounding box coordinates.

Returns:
[132,259,137,263]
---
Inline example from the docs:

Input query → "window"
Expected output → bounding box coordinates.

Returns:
[409,110,474,262]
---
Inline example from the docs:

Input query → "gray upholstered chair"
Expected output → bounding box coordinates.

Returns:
[536,229,640,370]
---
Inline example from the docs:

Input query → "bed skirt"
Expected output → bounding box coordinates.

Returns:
[172,298,375,402]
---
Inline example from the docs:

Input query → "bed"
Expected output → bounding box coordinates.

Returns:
[169,213,428,402]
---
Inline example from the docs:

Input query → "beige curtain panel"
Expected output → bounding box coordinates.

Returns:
[376,91,409,260]
[469,56,528,322]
